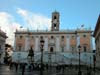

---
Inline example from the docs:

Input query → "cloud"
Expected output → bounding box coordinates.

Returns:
[0,8,51,46]
[17,8,51,30]
[0,12,21,45]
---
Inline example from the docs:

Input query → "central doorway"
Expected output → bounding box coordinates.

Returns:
[50,47,54,52]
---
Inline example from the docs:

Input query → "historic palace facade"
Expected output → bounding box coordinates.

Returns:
[14,11,93,53]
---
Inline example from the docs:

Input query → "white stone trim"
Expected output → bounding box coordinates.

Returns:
[56,36,60,52]
[25,35,29,51]
[35,36,39,52]
[76,35,80,51]
[66,36,70,51]
[44,36,48,51]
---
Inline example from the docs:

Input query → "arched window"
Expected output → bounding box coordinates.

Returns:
[40,36,43,39]
[19,35,23,39]
[83,34,86,38]
[62,36,64,39]
[83,46,87,52]
[51,36,54,39]
[0,45,1,50]
[54,24,56,27]
[50,47,53,52]
[54,24,57,29]
[18,45,22,51]
[54,16,57,19]
[61,36,64,41]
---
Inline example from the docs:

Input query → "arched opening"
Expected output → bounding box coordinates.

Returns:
[83,46,87,52]
[83,44,88,52]
[18,45,22,51]
[54,16,57,19]
[50,47,53,52]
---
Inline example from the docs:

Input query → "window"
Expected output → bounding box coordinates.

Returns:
[0,45,1,50]
[51,36,54,39]
[40,36,43,39]
[62,36,64,39]
[83,35,86,38]
[54,16,57,19]
[61,36,64,41]
[20,35,23,39]
[54,24,56,27]
[99,49,100,56]
[19,46,22,51]
[50,47,53,52]
[54,24,57,29]
[83,46,87,52]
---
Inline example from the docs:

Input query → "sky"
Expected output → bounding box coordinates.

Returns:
[0,0,100,48]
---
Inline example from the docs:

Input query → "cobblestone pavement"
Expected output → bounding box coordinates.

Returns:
[0,65,100,75]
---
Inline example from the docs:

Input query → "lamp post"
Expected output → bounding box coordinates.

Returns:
[88,56,92,75]
[40,39,44,75]
[78,45,82,75]
[84,51,88,74]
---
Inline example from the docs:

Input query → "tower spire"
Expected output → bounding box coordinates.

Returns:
[51,11,60,31]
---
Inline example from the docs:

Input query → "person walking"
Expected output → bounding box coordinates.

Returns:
[22,63,26,75]
[15,62,18,72]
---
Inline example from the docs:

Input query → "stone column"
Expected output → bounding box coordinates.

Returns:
[25,35,29,51]
[34,36,39,52]
[44,36,48,52]
[56,36,60,52]
[66,36,70,51]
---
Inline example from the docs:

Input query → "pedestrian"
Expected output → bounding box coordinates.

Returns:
[31,63,34,70]
[22,63,26,75]
[15,62,18,72]
[46,64,48,70]
[9,62,13,70]
[62,65,65,73]
[29,64,32,72]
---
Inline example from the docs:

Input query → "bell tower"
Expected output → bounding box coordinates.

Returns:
[51,11,60,31]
